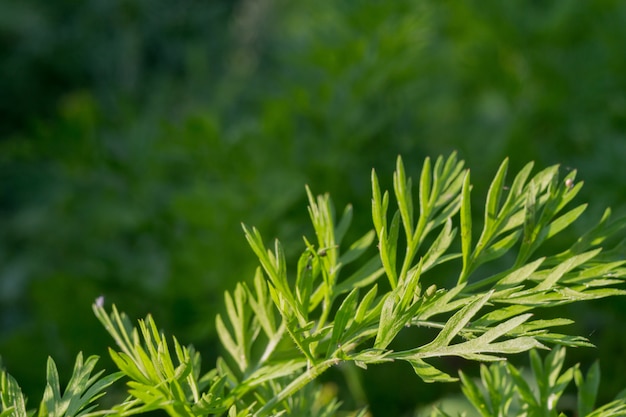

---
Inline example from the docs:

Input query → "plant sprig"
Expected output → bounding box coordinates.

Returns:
[218,153,625,413]
[0,353,121,417]
[429,347,626,417]
[2,154,625,417]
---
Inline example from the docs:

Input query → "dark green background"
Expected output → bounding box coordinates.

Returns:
[2,1,626,415]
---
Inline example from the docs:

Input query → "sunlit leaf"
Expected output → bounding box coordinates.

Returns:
[410,359,458,383]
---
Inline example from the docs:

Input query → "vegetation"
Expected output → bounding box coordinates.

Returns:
[434,347,626,417]
[2,155,626,416]
[2,1,626,415]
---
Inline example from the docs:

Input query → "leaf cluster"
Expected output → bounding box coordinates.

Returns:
[1,354,120,417]
[2,154,626,416]
[430,347,626,417]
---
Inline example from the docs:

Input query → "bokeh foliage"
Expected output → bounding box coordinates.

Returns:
[2,0,626,415]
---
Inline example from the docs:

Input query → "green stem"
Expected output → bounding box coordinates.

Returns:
[398,211,430,285]
[258,323,286,366]
[254,359,336,417]
[316,291,332,334]
[341,362,368,407]
[412,320,483,337]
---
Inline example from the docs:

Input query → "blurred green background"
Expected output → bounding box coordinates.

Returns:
[2,1,626,415]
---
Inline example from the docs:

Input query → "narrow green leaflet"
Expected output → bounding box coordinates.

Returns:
[475,158,509,254]
[394,155,415,238]
[459,172,473,283]
[420,218,456,273]
[420,292,494,352]
[0,367,29,417]
[576,361,600,416]
[327,288,359,353]
[534,248,601,291]
[409,359,457,383]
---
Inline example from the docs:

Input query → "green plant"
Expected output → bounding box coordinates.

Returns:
[1,154,625,416]
[428,346,626,417]
[0,353,121,417]
[5,2,626,407]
